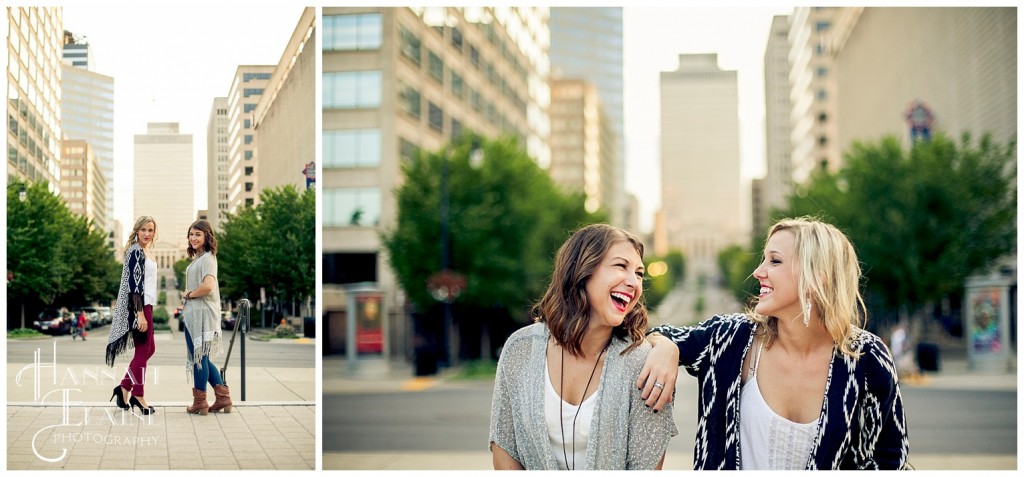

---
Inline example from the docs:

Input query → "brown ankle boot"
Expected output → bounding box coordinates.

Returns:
[186,388,209,415]
[209,384,233,413]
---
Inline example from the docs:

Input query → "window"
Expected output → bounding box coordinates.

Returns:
[244,150,253,160]
[244,135,253,145]
[244,119,251,129]
[243,88,264,97]
[428,51,444,84]
[469,88,482,112]
[450,26,463,52]
[428,102,444,132]
[324,71,382,109]
[816,88,827,101]
[816,67,827,78]
[451,72,464,99]
[243,103,257,113]
[818,136,828,146]
[245,182,253,192]
[324,129,381,167]
[815,21,830,32]
[469,44,480,68]
[243,72,272,82]
[399,84,421,118]
[325,188,381,226]
[244,166,254,176]
[399,137,418,163]
[245,198,254,206]
[399,25,422,66]
[450,119,462,141]
[818,112,827,123]
[324,13,382,51]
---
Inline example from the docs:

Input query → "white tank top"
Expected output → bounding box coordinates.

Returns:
[143,256,158,306]
[740,341,819,470]
[544,358,599,470]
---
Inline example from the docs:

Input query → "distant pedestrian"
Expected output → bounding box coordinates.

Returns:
[489,224,677,470]
[890,321,921,382]
[77,311,88,341]
[640,217,910,469]
[106,215,159,416]
[181,219,232,415]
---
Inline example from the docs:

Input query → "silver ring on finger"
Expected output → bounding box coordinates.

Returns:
[654,381,665,389]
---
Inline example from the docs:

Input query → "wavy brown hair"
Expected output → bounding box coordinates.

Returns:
[186,220,218,259]
[532,223,649,358]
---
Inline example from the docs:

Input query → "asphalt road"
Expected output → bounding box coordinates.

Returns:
[323,383,1017,456]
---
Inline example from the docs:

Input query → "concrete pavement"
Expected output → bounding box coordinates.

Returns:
[6,329,316,470]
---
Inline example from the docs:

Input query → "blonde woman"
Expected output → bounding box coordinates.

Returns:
[638,217,909,469]
[106,215,159,415]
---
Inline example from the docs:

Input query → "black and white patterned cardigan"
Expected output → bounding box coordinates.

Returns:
[651,314,909,470]
[105,243,147,367]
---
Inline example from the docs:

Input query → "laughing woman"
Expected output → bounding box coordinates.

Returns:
[637,217,909,470]
[489,224,677,470]
[106,215,159,415]
[181,220,232,415]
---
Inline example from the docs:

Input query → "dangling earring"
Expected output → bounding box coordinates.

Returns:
[803,300,812,327]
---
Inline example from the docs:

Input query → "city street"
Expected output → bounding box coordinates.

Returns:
[323,372,1017,470]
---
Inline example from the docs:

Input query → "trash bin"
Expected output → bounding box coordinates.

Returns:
[916,342,940,372]
[304,316,315,338]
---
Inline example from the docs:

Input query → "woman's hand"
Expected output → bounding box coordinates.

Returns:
[636,333,679,412]
[136,312,148,332]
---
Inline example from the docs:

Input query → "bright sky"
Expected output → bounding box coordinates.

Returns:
[61,4,303,243]
[623,5,793,233]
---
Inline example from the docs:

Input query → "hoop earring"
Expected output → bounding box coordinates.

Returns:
[803,300,812,327]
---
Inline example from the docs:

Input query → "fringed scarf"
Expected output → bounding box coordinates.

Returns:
[106,243,146,367]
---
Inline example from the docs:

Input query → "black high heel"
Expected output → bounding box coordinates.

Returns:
[129,395,157,415]
[109,385,129,410]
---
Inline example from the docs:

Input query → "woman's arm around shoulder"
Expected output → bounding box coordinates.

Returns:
[627,342,678,469]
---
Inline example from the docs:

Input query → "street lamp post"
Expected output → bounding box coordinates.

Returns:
[17,184,27,329]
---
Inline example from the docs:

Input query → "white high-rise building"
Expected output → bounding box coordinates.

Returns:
[549,78,616,217]
[760,14,793,236]
[226,66,274,211]
[62,32,115,234]
[133,122,193,265]
[659,53,743,272]
[60,140,107,228]
[207,97,230,232]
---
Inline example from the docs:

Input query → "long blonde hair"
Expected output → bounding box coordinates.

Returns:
[750,217,866,357]
[124,215,157,253]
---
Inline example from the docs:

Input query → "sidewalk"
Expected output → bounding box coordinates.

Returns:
[7,332,316,470]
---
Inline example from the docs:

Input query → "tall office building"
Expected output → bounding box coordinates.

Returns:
[133,122,193,267]
[207,97,230,232]
[7,7,63,189]
[322,6,551,357]
[549,7,626,228]
[60,140,107,227]
[659,53,743,272]
[549,78,616,216]
[788,7,843,183]
[760,14,792,235]
[253,7,316,194]
[62,32,115,233]
[226,66,274,211]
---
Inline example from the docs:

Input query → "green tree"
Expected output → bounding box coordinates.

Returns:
[781,133,1016,322]
[217,185,315,307]
[717,243,760,310]
[382,134,604,319]
[7,180,119,325]
[173,258,190,291]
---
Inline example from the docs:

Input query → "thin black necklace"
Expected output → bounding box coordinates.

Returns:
[559,342,607,471]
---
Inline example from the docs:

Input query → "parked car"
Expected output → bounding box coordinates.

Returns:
[96,306,113,325]
[221,311,237,330]
[33,308,73,335]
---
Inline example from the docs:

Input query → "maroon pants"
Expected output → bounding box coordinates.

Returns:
[120,305,156,396]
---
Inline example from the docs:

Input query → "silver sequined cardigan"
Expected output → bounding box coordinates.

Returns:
[651,313,910,470]
[489,322,678,470]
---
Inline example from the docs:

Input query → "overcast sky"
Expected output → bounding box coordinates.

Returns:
[61,4,303,241]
